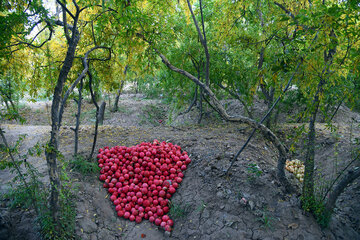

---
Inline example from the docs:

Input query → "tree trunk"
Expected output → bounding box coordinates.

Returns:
[303,28,337,208]
[186,0,210,87]
[72,78,83,156]
[329,97,345,122]
[325,167,360,215]
[88,68,100,160]
[2,97,11,112]
[198,88,203,124]
[180,85,198,115]
[98,101,106,125]
[112,81,125,112]
[302,78,324,207]
[45,27,80,226]
[258,46,275,129]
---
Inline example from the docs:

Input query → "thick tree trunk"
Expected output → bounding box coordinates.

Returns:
[324,167,360,214]
[98,101,106,125]
[303,29,336,208]
[302,90,321,204]
[45,28,80,226]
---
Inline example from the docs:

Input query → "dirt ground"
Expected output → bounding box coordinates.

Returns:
[0,94,359,240]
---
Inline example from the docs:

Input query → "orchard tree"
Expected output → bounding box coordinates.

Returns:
[135,0,360,225]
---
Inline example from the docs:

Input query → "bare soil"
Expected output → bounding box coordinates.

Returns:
[1,94,359,240]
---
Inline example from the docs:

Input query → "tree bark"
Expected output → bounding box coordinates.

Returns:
[58,46,110,127]
[180,85,198,115]
[112,64,128,112]
[325,167,360,214]
[302,80,323,204]
[302,28,337,208]
[88,69,100,160]
[186,0,210,87]
[45,23,80,226]
[112,81,124,112]
[72,78,83,156]
[329,96,345,122]
[198,87,203,124]
[258,47,275,128]
[98,101,106,125]
[46,7,111,226]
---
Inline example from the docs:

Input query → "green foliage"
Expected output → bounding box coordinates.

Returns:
[116,105,133,114]
[69,154,100,175]
[139,104,167,126]
[196,200,207,212]
[301,195,331,228]
[256,207,274,230]
[38,160,77,240]
[1,160,77,239]
[0,133,76,239]
[247,163,263,182]
[137,75,164,99]
[169,201,191,219]
[1,0,360,235]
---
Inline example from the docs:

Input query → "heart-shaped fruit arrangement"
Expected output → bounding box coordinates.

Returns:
[97,139,191,232]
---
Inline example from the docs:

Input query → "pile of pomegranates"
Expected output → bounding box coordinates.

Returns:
[97,139,191,232]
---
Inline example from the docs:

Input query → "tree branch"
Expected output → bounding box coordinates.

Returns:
[57,46,111,128]
[186,0,210,86]
[2,22,53,50]
[216,82,253,119]
[325,167,360,214]
[138,32,291,189]
[274,2,297,23]
[56,0,75,19]
[91,21,97,46]
[61,3,71,43]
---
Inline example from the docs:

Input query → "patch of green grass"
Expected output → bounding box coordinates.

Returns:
[197,200,207,212]
[301,195,331,228]
[79,108,97,122]
[247,163,263,182]
[257,207,274,230]
[116,105,133,114]
[69,155,99,175]
[140,104,167,126]
[169,201,191,219]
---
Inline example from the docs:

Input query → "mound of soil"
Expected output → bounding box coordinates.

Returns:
[0,94,359,239]
[1,122,359,240]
